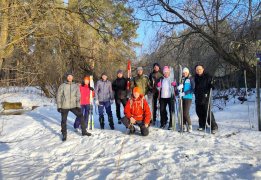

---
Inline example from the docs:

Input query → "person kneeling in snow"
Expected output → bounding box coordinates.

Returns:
[122,87,151,136]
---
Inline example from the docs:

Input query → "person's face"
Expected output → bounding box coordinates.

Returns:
[67,75,73,82]
[196,66,204,76]
[102,75,107,81]
[164,71,169,77]
[137,70,143,76]
[117,73,123,78]
[84,80,89,85]
[183,72,189,77]
[134,92,140,99]
[154,65,159,72]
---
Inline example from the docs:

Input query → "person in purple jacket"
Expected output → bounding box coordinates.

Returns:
[95,72,114,130]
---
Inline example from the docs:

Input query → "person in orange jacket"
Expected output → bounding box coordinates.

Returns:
[121,87,151,136]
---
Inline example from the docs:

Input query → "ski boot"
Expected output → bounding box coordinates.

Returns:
[82,131,92,136]
[99,116,105,129]
[188,125,193,133]
[108,116,114,130]
[118,118,122,124]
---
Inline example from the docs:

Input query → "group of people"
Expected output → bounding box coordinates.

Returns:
[56,63,218,141]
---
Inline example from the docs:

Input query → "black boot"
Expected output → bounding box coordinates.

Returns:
[99,116,105,129]
[82,131,92,136]
[62,134,67,141]
[108,116,114,130]
[118,118,122,124]
[129,125,135,135]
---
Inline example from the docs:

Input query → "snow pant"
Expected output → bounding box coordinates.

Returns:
[152,92,159,123]
[98,101,112,117]
[121,116,149,136]
[182,99,192,125]
[115,98,127,120]
[160,98,172,127]
[61,108,87,135]
[74,104,89,128]
[196,103,218,129]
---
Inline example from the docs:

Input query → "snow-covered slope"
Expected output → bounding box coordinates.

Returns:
[0,88,261,180]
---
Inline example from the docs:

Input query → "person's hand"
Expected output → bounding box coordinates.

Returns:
[57,108,62,113]
[76,107,81,113]
[171,82,176,86]
[111,100,114,104]
[130,117,136,124]
[179,92,185,97]
[89,86,94,91]
[95,100,99,105]
[157,81,161,87]
[144,123,148,128]
[177,84,183,90]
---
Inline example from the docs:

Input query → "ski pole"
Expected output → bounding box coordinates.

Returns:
[244,70,252,129]
[210,88,212,135]
[203,88,212,138]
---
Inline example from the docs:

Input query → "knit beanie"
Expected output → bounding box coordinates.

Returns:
[117,69,123,74]
[153,63,160,68]
[101,72,107,76]
[137,67,143,71]
[84,77,90,81]
[133,87,141,94]
[163,66,170,73]
[183,67,189,73]
[66,73,73,77]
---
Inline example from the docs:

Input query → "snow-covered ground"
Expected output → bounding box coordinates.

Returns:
[0,87,261,180]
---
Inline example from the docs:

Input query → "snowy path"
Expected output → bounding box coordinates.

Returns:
[0,91,261,180]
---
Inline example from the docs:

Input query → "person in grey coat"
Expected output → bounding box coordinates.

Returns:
[95,72,114,130]
[57,73,91,141]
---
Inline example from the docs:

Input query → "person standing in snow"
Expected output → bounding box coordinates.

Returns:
[74,77,95,132]
[149,63,164,125]
[177,68,195,133]
[95,72,114,130]
[194,65,218,133]
[156,66,176,129]
[112,70,129,124]
[57,73,92,141]
[130,67,153,101]
[122,87,151,136]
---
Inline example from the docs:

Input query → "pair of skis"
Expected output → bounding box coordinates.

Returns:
[170,67,176,130]
[87,75,94,130]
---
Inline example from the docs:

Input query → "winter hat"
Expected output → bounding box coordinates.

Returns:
[117,69,123,74]
[137,67,143,71]
[66,73,73,77]
[133,87,141,94]
[101,72,107,76]
[153,63,160,68]
[163,66,170,73]
[183,67,189,73]
[84,77,90,81]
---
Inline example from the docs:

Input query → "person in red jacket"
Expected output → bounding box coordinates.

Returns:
[122,87,151,136]
[74,77,95,131]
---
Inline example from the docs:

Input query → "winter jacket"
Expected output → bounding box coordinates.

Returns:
[130,74,153,96]
[79,85,95,105]
[95,79,114,102]
[57,81,81,109]
[181,76,195,99]
[124,94,151,124]
[112,77,128,100]
[149,70,164,94]
[194,72,213,105]
[159,77,171,98]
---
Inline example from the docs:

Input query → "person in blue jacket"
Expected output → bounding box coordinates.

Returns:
[177,67,195,133]
[95,72,114,130]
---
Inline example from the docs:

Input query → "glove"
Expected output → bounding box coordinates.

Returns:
[171,82,176,86]
[95,100,99,105]
[89,86,94,91]
[157,81,162,87]
[111,100,114,104]
[57,108,62,113]
[126,78,131,82]
[76,107,82,113]
[179,92,185,97]
[177,84,183,90]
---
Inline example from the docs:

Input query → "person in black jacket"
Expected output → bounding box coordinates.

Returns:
[112,69,128,124]
[194,65,218,133]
